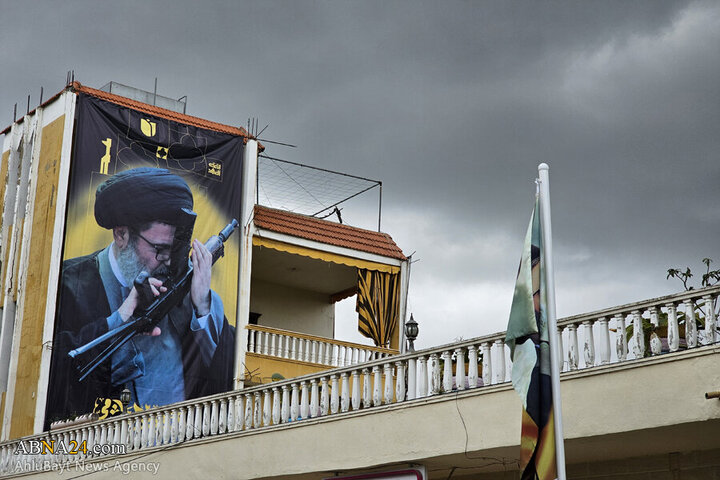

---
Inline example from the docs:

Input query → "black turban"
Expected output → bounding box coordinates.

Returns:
[94,167,194,229]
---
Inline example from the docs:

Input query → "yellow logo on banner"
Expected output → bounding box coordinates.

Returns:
[208,161,222,177]
[140,118,157,137]
[100,138,112,175]
[93,397,123,419]
[156,146,168,159]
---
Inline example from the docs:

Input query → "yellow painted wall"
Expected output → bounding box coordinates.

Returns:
[244,353,330,386]
[9,115,65,438]
[0,150,10,306]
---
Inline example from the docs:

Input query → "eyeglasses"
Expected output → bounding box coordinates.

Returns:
[134,232,173,261]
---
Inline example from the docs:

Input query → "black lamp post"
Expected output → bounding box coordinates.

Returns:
[405,314,419,352]
[120,387,132,413]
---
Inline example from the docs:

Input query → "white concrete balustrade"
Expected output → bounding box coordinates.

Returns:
[246,324,396,367]
[1,286,717,476]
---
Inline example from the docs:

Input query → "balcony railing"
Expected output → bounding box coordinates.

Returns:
[1,286,718,476]
[246,324,397,367]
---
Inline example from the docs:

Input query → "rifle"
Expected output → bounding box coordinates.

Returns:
[68,218,240,382]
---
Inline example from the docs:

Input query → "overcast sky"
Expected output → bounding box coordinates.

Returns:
[1,1,718,348]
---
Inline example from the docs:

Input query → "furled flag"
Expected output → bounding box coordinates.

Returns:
[505,197,557,480]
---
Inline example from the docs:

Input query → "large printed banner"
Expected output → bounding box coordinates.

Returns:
[45,93,244,426]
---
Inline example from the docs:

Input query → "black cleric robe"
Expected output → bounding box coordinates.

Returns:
[44,251,235,428]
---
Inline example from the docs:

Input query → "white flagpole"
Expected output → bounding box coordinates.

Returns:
[537,163,567,480]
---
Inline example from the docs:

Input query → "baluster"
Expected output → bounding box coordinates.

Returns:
[290,383,300,421]
[310,380,320,417]
[429,353,441,394]
[383,364,394,404]
[614,314,628,361]
[222,398,230,434]
[99,422,108,447]
[632,310,645,358]
[300,381,310,419]
[249,329,256,353]
[340,373,350,412]
[325,343,333,365]
[395,361,406,402]
[317,343,325,365]
[272,387,281,424]
[193,404,202,438]
[704,295,717,344]
[185,406,195,440]
[346,347,353,367]
[273,333,280,356]
[131,418,141,451]
[372,366,382,406]
[684,300,698,348]
[495,340,507,383]
[262,332,270,355]
[442,351,453,392]
[583,320,596,367]
[566,324,579,370]
[255,331,263,355]
[234,395,244,431]
[281,385,290,423]
[597,317,611,365]
[141,414,150,448]
[263,390,272,426]
[311,340,318,363]
[253,393,262,428]
[330,375,340,413]
[226,396,235,433]
[417,356,428,398]
[667,303,680,352]
[168,410,177,443]
[291,337,298,360]
[407,356,417,399]
[351,371,361,410]
[304,339,312,362]
[216,399,226,434]
[336,346,344,367]
[209,400,218,435]
[450,348,464,391]
[362,368,371,408]
[163,410,171,444]
[120,418,129,450]
[200,402,210,437]
[481,343,491,385]
[649,307,662,355]
[467,345,478,388]
[177,408,186,442]
[244,393,253,429]
[320,377,329,416]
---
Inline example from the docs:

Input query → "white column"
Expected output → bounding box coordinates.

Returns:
[330,375,340,414]
[310,380,319,418]
[649,307,662,355]
[597,317,611,365]
[493,340,506,384]
[666,303,680,352]
[383,363,394,404]
[320,377,330,416]
[417,356,428,398]
[481,343,491,386]
[362,368,372,408]
[233,139,258,390]
[395,361,406,402]
[429,354,441,394]
[340,373,350,412]
[290,383,300,421]
[442,351,453,393]
[467,345,478,388]
[244,394,253,429]
[300,381,310,419]
[281,386,290,423]
[683,300,697,348]
[407,357,417,399]
[372,366,382,406]
[703,295,717,344]
[582,320,595,367]
[632,310,645,358]
[253,393,262,429]
[210,400,219,435]
[566,324,579,370]
[263,390,272,426]
[218,400,227,434]
[455,348,466,391]
[272,387,281,425]
[614,315,628,361]
[351,371,361,410]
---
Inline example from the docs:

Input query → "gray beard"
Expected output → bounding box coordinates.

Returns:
[116,241,144,286]
[116,238,172,285]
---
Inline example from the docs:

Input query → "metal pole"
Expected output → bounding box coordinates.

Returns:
[537,163,567,480]
[378,182,383,232]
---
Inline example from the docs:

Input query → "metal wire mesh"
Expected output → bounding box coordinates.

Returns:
[257,155,381,218]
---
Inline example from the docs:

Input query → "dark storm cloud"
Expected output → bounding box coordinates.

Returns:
[1,0,717,344]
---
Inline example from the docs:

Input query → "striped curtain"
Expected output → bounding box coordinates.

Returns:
[356,269,400,347]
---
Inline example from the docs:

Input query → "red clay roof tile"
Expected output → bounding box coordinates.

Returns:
[254,205,406,261]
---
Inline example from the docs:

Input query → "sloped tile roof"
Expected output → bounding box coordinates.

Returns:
[72,82,262,146]
[254,205,406,261]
